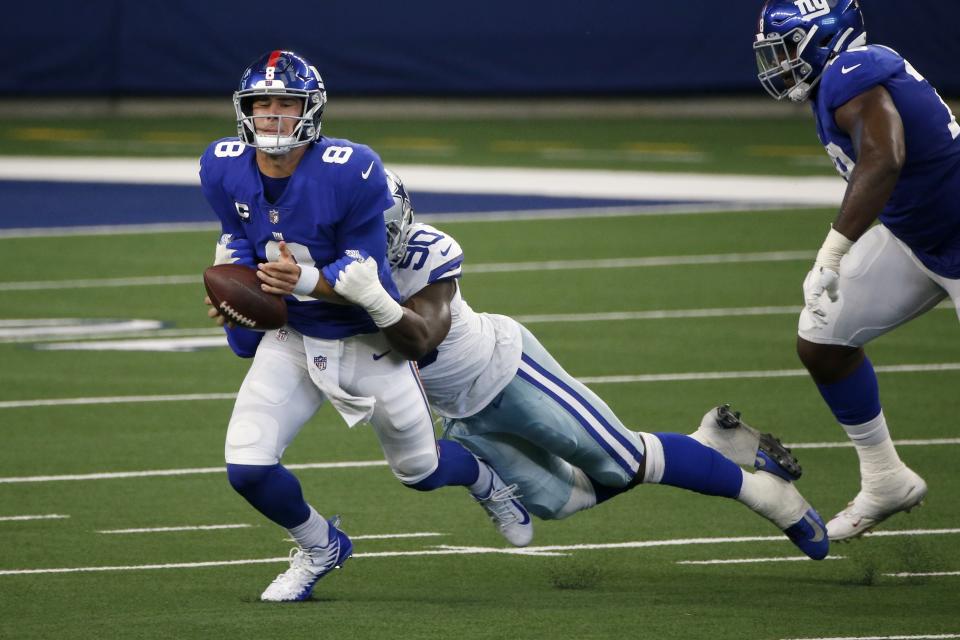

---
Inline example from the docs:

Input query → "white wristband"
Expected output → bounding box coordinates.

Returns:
[293,265,321,296]
[814,226,854,272]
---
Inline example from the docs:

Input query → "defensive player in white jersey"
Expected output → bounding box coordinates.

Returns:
[755,1,960,539]
[311,169,832,560]
[203,50,533,602]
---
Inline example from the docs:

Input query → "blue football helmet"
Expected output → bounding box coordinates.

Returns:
[383,169,414,267]
[754,0,866,102]
[233,50,327,154]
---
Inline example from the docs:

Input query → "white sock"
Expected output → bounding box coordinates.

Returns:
[287,506,330,549]
[468,459,494,496]
[840,411,906,486]
[736,470,805,529]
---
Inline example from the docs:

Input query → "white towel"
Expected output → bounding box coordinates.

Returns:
[302,335,376,428]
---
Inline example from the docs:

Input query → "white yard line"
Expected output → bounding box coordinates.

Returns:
[0,460,389,484]
[884,571,960,578]
[0,393,238,409]
[0,204,804,240]
[0,514,70,522]
[782,635,960,640]
[98,524,252,534]
[580,363,960,384]
[0,437,957,485]
[676,555,845,565]
[4,364,959,411]
[0,251,814,293]
[2,528,956,577]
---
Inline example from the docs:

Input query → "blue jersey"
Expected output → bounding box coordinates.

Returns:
[813,45,960,278]
[200,137,397,339]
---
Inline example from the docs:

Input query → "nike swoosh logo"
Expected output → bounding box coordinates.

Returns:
[372,349,392,361]
[841,64,861,74]
[805,512,826,542]
[440,244,452,256]
[361,161,374,180]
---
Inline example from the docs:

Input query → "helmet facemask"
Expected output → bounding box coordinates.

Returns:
[383,169,414,267]
[234,89,324,155]
[754,28,818,102]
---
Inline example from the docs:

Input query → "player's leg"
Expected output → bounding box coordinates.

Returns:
[342,333,532,546]
[443,424,597,520]
[223,330,351,601]
[641,431,828,559]
[797,225,942,540]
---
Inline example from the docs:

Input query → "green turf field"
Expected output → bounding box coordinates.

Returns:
[0,113,837,175]
[0,113,958,639]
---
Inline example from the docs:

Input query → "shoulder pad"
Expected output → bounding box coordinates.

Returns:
[392,224,464,301]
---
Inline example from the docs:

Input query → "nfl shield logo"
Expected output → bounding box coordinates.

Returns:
[313,355,327,371]
[269,209,280,224]
[275,328,288,342]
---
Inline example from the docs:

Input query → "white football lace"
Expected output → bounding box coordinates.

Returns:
[478,484,524,527]
[219,302,256,328]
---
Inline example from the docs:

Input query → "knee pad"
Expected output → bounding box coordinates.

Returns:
[392,451,440,486]
[224,411,283,465]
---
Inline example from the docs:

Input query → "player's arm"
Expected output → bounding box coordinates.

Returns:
[257,242,347,303]
[382,281,456,360]
[803,85,906,325]
[831,85,906,242]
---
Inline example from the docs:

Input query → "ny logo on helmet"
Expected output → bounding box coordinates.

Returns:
[794,0,830,19]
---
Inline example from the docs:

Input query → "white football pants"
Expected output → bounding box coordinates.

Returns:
[799,224,959,347]
[224,326,439,484]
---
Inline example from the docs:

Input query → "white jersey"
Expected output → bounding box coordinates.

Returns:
[392,223,522,418]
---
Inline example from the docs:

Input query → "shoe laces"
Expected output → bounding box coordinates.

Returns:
[477,483,524,527]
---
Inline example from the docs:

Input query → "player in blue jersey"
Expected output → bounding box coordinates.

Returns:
[263,169,832,560]
[755,0,960,540]
[201,50,532,602]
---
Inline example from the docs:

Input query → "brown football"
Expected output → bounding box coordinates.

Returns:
[203,264,287,330]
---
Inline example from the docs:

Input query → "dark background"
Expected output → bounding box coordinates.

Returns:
[6,1,959,96]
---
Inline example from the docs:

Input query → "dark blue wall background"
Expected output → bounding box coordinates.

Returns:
[7,1,959,97]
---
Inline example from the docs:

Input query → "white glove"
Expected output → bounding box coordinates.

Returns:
[803,226,852,327]
[802,266,840,327]
[323,253,403,328]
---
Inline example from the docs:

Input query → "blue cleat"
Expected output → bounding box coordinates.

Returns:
[783,507,830,560]
[754,432,803,482]
[260,517,353,602]
[713,404,803,481]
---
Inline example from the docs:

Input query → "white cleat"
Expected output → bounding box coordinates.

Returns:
[260,518,353,602]
[827,466,928,541]
[472,468,533,547]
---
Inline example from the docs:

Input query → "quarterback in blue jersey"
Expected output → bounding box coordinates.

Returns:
[293,169,833,560]
[755,0,960,539]
[201,50,532,602]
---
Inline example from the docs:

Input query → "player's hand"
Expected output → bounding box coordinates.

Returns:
[204,295,235,328]
[321,250,404,327]
[802,266,840,326]
[257,242,301,295]
[226,237,256,267]
[321,251,380,305]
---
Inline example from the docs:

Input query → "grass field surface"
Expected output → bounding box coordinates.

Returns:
[0,114,958,639]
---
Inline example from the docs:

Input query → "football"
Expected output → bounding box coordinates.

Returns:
[203,264,287,330]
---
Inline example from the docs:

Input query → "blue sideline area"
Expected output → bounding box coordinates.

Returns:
[0,180,706,231]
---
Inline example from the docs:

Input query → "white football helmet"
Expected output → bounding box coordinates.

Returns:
[383,169,414,267]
